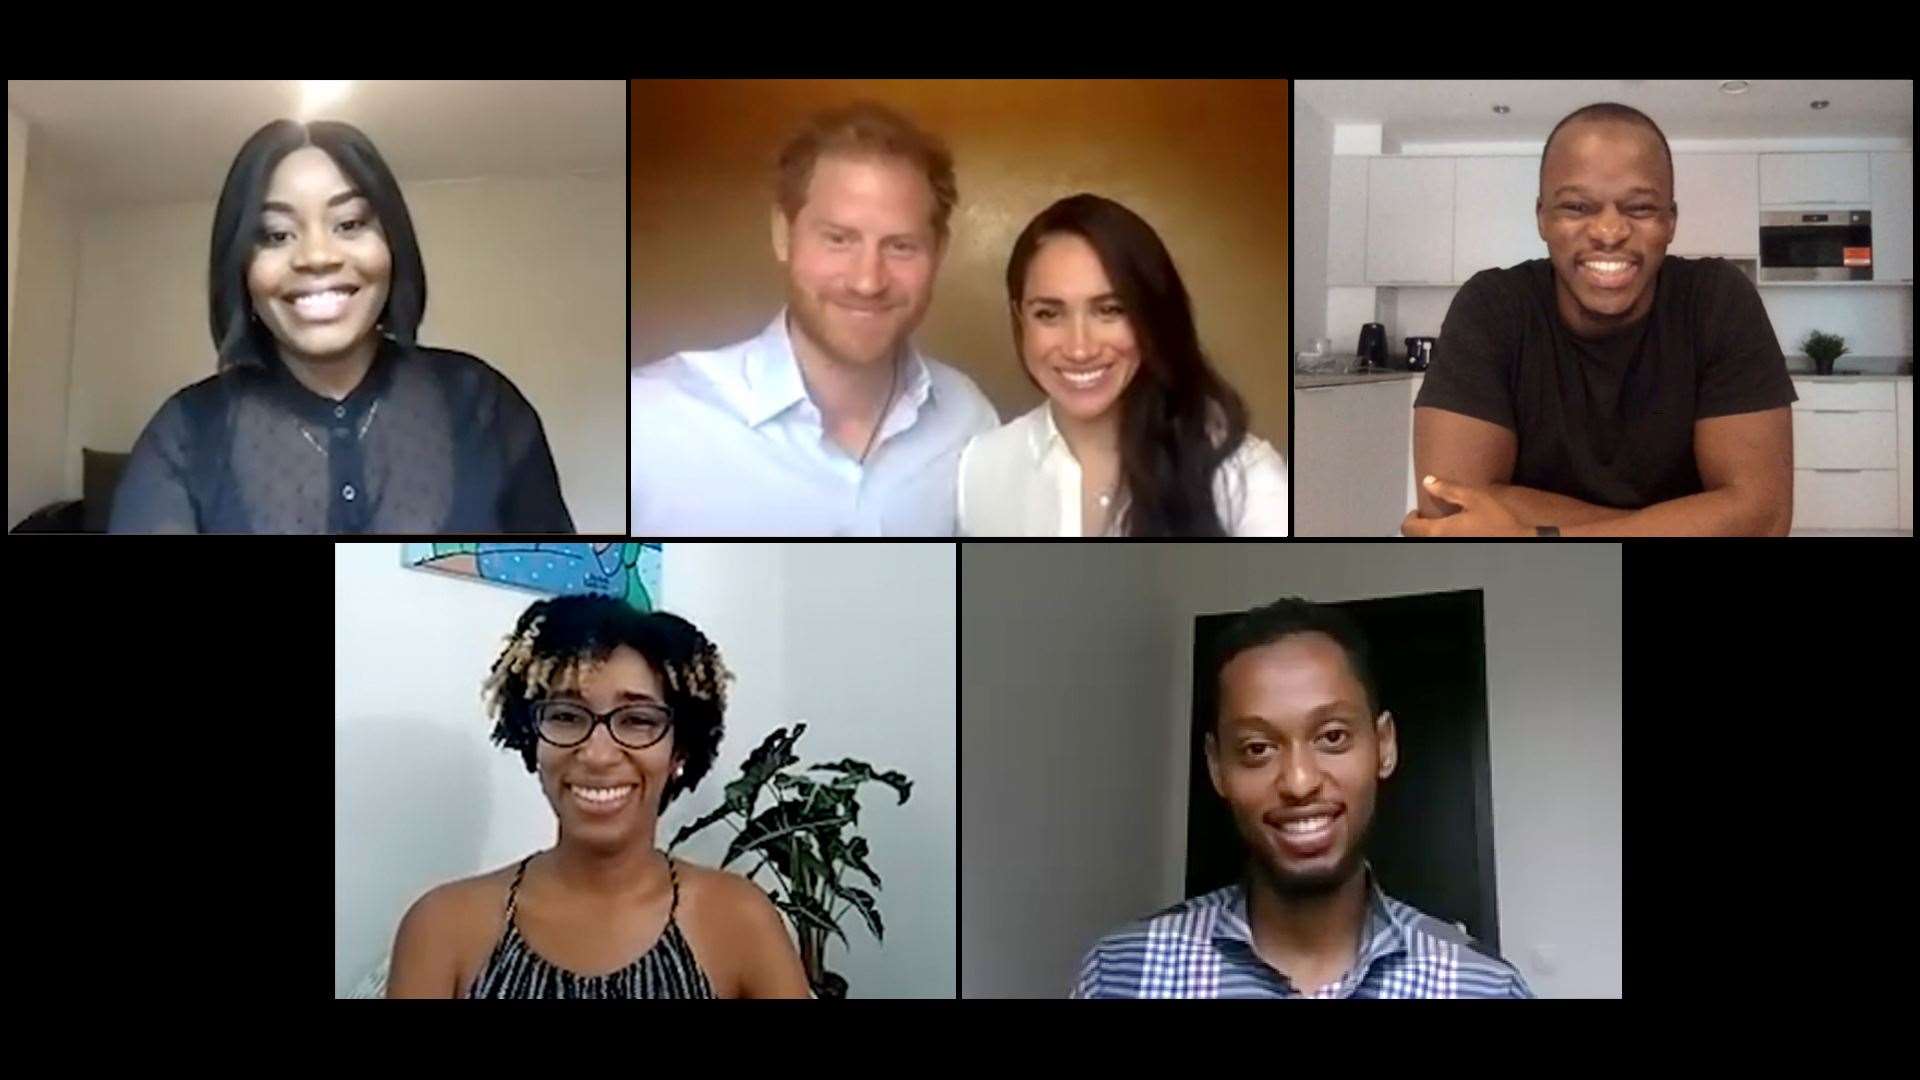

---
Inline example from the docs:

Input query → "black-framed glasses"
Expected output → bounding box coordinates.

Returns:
[532,700,675,750]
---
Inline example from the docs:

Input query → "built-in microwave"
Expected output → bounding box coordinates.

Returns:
[1758,209,1873,282]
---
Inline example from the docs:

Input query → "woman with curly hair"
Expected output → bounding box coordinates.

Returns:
[386,594,809,997]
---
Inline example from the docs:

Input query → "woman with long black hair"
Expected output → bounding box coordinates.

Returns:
[110,119,574,533]
[957,194,1287,536]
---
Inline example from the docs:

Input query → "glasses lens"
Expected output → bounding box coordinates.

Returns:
[610,706,672,748]
[536,702,593,745]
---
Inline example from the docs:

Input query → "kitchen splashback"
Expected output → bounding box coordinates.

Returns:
[1336,279,1912,370]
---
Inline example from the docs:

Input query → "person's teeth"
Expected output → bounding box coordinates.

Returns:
[1586,261,1630,273]
[1281,815,1333,833]
[291,289,353,316]
[571,784,633,803]
[1061,367,1108,387]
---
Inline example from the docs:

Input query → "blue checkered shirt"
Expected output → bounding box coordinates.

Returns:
[1072,871,1535,998]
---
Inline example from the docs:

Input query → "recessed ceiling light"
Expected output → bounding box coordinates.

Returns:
[1492,104,1511,115]
[1718,80,1751,95]
[297,80,353,120]
[1811,99,1831,110]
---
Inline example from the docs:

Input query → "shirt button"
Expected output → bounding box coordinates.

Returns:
[342,484,357,501]
[334,405,347,419]
[332,426,351,439]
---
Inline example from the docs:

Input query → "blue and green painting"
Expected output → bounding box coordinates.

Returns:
[402,543,663,612]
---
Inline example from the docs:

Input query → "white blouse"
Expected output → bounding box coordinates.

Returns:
[956,404,1289,537]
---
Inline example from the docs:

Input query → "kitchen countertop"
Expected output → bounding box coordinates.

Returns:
[1788,373,1912,382]
[1295,370,1423,388]
[1784,355,1911,377]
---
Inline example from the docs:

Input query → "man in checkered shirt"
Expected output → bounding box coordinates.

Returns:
[1072,598,1534,999]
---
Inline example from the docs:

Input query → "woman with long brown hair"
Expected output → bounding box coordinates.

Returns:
[957,194,1287,536]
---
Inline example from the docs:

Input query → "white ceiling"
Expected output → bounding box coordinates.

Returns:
[1297,79,1913,145]
[6,80,626,206]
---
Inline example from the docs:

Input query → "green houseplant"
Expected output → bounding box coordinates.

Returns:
[1801,330,1849,376]
[668,723,911,998]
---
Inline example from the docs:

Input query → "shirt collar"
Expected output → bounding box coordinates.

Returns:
[1212,864,1412,975]
[741,308,934,428]
[1026,401,1066,464]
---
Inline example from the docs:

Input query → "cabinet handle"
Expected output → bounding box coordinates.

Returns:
[1805,409,1865,414]
[1809,469,1866,474]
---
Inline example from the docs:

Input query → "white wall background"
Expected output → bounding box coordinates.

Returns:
[335,542,957,998]
[55,172,626,531]
[7,135,80,528]
[962,542,1622,999]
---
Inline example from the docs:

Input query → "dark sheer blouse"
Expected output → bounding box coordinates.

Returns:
[109,338,575,534]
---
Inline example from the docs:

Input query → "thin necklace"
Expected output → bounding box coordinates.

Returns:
[856,360,900,465]
[299,399,381,457]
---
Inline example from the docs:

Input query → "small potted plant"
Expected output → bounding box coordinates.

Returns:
[1801,330,1849,377]
[669,723,911,998]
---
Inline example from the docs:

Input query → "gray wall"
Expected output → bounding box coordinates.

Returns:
[961,542,1622,999]
[959,544,1179,998]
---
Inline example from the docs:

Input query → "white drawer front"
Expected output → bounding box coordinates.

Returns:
[1793,469,1899,529]
[1792,380,1897,411]
[1792,410,1899,469]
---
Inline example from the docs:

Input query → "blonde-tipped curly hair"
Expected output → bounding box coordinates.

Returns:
[484,595,731,810]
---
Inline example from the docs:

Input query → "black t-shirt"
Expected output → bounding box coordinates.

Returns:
[109,337,575,534]
[1414,256,1796,509]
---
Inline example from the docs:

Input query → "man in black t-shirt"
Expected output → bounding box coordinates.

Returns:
[1404,103,1795,537]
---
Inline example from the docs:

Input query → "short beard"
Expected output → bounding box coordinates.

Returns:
[787,290,905,370]
[1245,809,1373,900]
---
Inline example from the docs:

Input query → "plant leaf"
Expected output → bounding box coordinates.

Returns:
[727,724,806,819]
[829,881,885,943]
[809,758,914,805]
[667,801,735,852]
[722,799,853,870]
[819,833,882,890]
[777,892,848,951]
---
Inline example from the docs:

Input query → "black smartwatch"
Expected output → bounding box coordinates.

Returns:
[1535,525,1561,537]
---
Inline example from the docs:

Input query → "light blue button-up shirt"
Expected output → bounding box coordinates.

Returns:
[631,311,1000,536]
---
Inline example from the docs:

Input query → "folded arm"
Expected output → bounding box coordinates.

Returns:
[1408,406,1792,537]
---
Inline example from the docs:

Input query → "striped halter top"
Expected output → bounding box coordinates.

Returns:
[466,853,715,999]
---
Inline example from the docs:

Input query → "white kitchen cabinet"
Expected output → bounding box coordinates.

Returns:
[1794,380,1896,411]
[1791,411,1898,468]
[1899,379,1913,532]
[1794,471,1900,530]
[1328,156,1370,286]
[1670,154,1759,257]
[1453,157,1547,282]
[1295,380,1415,536]
[1871,152,1913,283]
[1367,158,1454,285]
[1789,377,1901,530]
[1759,153,1871,206]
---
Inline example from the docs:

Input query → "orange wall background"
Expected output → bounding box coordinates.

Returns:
[630,79,1291,450]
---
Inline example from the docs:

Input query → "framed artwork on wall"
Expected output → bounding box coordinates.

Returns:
[401,543,663,611]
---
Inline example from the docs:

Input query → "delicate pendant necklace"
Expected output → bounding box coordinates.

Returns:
[300,399,381,457]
